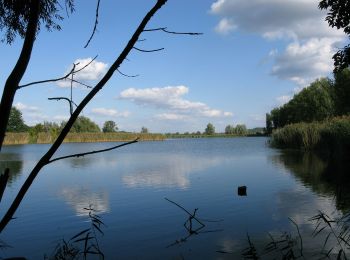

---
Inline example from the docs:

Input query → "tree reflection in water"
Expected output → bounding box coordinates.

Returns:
[272,150,350,212]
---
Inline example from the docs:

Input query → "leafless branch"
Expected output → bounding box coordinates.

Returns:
[48,97,77,115]
[71,79,93,88]
[84,0,101,48]
[143,27,203,35]
[72,55,98,73]
[137,38,146,42]
[117,69,139,78]
[18,55,98,89]
[165,197,205,227]
[49,138,139,164]
[133,46,164,52]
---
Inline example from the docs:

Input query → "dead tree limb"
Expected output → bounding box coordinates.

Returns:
[143,27,203,35]
[133,46,164,52]
[49,138,139,163]
[0,0,168,233]
[18,55,97,89]
[84,0,101,48]
[48,97,77,115]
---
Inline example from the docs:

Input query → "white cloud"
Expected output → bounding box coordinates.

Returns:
[276,95,292,105]
[215,18,237,34]
[119,86,233,119]
[155,113,187,120]
[58,57,108,87]
[15,102,39,112]
[210,0,346,85]
[91,108,130,118]
[271,38,336,86]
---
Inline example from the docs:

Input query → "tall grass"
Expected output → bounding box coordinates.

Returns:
[270,116,350,154]
[4,132,165,145]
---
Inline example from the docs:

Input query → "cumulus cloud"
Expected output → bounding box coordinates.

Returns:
[15,102,39,112]
[58,57,108,87]
[91,108,130,118]
[210,0,346,85]
[119,86,233,119]
[15,102,48,124]
[215,17,236,34]
[276,95,292,105]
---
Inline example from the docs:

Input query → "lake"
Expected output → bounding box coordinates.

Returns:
[0,137,349,259]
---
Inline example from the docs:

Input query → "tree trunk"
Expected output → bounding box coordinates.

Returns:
[0,0,40,151]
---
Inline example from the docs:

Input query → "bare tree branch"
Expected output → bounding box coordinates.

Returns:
[143,27,203,35]
[49,138,139,164]
[117,69,139,78]
[48,97,77,115]
[84,0,101,48]
[0,0,168,233]
[133,46,164,52]
[18,55,98,89]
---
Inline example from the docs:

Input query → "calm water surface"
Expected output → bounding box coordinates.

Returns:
[0,137,348,259]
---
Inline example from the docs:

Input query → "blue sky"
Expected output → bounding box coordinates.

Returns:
[0,0,346,133]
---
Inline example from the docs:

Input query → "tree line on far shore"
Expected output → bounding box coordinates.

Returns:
[266,69,350,133]
[6,107,149,134]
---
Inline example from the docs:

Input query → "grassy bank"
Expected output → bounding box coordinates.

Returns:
[3,132,165,145]
[270,116,350,154]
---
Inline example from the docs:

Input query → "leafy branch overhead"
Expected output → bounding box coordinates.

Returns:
[319,0,350,72]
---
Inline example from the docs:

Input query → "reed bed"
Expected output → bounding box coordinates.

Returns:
[4,132,165,145]
[270,116,350,153]
[3,133,30,145]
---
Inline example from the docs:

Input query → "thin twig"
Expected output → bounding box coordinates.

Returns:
[143,27,203,35]
[84,0,101,48]
[165,198,205,226]
[49,138,139,164]
[133,46,164,53]
[117,69,139,78]
[18,55,98,89]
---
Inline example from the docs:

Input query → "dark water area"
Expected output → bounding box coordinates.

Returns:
[0,138,349,259]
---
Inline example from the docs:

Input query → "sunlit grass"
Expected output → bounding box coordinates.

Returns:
[4,132,165,145]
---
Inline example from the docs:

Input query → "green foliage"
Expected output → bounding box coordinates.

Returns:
[225,124,235,134]
[204,123,215,135]
[0,0,75,44]
[267,78,335,129]
[6,107,28,132]
[66,116,101,133]
[141,127,148,134]
[270,116,350,154]
[319,0,350,72]
[333,68,350,115]
[102,120,118,133]
[234,124,247,136]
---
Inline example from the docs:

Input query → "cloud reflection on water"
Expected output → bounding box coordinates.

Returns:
[60,187,110,216]
[122,154,227,189]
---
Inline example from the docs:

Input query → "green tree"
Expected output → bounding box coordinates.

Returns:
[265,113,273,134]
[67,116,100,133]
[319,0,350,72]
[268,78,335,129]
[6,107,28,132]
[102,121,118,133]
[234,124,247,136]
[204,123,215,135]
[0,0,74,149]
[141,127,149,134]
[333,68,350,115]
[225,124,235,134]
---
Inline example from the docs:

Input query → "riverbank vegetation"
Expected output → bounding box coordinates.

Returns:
[267,68,350,154]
